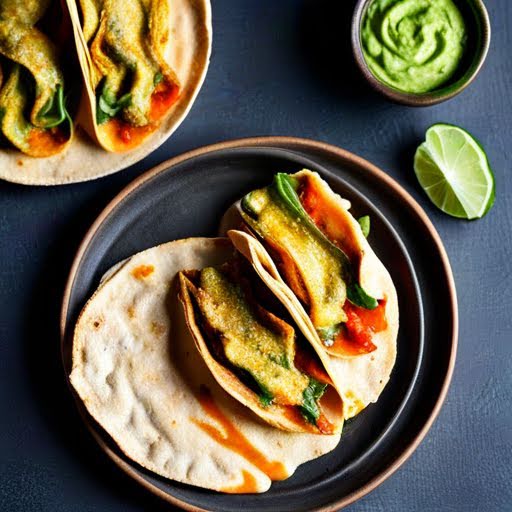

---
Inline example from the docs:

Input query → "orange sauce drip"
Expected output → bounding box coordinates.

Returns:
[104,79,180,151]
[220,470,259,494]
[131,264,154,279]
[330,300,387,356]
[27,127,68,157]
[192,386,288,481]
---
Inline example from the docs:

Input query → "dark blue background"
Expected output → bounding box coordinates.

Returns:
[1,1,510,510]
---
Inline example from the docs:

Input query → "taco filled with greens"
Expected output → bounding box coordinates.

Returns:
[179,256,345,434]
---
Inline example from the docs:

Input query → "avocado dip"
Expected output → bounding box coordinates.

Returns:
[361,0,467,94]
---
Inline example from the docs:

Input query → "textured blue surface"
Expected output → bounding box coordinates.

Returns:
[0,1,511,511]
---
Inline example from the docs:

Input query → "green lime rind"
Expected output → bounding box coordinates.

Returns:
[414,123,495,220]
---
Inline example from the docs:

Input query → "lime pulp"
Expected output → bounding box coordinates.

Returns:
[414,123,495,219]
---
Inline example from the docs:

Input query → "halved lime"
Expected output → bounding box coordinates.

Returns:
[414,123,495,220]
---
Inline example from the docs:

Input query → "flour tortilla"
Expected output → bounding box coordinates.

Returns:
[70,238,340,493]
[221,171,398,419]
[0,0,211,185]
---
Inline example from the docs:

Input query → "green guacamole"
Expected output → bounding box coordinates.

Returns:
[361,0,467,94]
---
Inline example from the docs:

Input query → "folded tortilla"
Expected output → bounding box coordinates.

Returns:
[0,0,73,157]
[69,0,182,152]
[179,257,345,435]
[221,170,398,418]
[0,0,211,185]
[70,238,340,493]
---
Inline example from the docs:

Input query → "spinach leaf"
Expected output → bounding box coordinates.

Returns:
[96,84,132,125]
[299,378,328,425]
[272,172,302,217]
[347,282,378,310]
[154,72,164,85]
[256,382,274,407]
[38,85,69,128]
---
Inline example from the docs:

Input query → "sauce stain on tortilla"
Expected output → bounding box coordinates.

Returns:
[220,470,258,494]
[192,385,288,481]
[131,264,154,279]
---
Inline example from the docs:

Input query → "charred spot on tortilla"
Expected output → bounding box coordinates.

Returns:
[78,0,181,151]
[240,171,389,356]
[180,259,341,434]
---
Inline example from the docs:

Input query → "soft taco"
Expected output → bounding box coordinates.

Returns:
[179,256,345,435]
[69,0,181,152]
[0,0,73,157]
[222,170,399,418]
[70,238,340,494]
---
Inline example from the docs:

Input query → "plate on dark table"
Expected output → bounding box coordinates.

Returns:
[61,137,457,511]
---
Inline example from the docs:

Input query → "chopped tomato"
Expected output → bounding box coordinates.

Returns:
[119,125,132,144]
[316,413,335,434]
[149,80,180,122]
[330,300,387,356]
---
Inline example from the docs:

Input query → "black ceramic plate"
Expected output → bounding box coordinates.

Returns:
[61,137,457,511]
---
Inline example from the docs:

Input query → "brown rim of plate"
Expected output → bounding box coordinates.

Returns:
[60,136,458,512]
[351,0,491,107]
